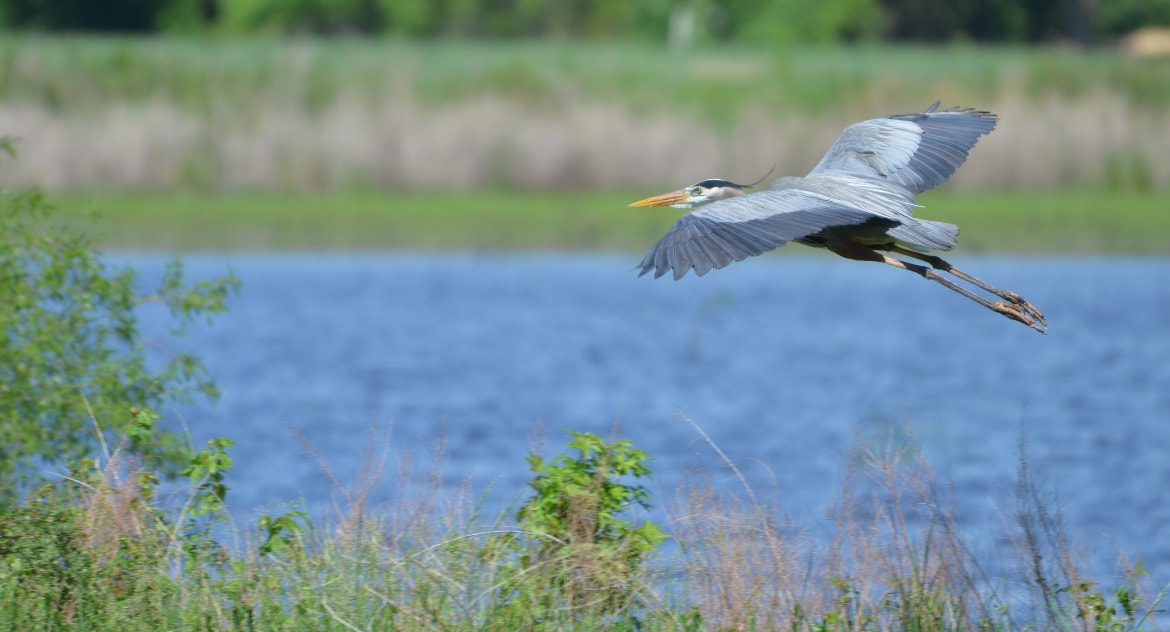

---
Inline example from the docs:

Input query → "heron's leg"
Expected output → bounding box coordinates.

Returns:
[829,243,1046,333]
[888,245,1046,325]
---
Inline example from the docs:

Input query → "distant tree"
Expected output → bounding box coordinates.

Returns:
[218,0,382,35]
[213,0,672,39]
[1,0,161,31]
[742,0,882,43]
[157,0,219,32]
[671,0,881,44]
[389,0,668,39]
[880,0,1093,42]
[0,0,218,31]
[881,0,1019,41]
[9,0,1165,47]
[1098,0,1170,36]
[380,0,435,36]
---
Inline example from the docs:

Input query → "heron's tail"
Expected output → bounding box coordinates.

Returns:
[889,218,959,251]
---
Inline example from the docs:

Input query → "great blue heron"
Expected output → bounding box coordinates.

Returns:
[629,102,1047,333]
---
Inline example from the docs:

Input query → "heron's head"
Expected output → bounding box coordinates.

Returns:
[628,167,774,210]
[627,178,749,210]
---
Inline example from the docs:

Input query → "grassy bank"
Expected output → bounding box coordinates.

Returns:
[2,37,1170,191]
[48,189,1170,254]
[1,425,1164,631]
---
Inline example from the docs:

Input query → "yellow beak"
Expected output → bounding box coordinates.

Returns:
[628,189,690,208]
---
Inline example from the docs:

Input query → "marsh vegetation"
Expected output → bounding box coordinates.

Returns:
[2,38,1170,194]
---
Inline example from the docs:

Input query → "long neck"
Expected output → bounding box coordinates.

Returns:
[711,186,746,202]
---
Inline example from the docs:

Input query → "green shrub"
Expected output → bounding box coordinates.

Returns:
[518,431,665,560]
[0,137,240,506]
[507,431,667,618]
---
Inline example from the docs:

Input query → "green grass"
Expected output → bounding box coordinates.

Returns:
[47,190,1170,254]
[4,37,1170,117]
[50,190,669,252]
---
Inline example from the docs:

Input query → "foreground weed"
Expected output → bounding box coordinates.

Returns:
[1,419,1165,631]
[494,431,669,623]
[0,453,175,629]
[1057,561,1167,632]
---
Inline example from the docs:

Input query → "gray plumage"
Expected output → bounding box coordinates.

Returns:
[630,103,1046,332]
[638,102,996,281]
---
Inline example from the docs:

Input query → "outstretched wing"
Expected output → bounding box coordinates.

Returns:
[638,188,891,280]
[804,102,997,194]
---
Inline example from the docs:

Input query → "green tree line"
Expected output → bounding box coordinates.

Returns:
[0,0,1166,43]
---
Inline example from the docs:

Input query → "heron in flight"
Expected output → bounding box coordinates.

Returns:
[629,102,1046,333]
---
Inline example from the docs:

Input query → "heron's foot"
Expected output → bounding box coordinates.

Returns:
[994,301,1047,334]
[999,290,1047,326]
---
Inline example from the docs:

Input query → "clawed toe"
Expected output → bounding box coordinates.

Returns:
[1021,302,1046,327]
[995,301,1047,334]
[1001,291,1047,325]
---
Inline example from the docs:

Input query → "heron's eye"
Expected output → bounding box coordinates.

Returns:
[691,187,704,196]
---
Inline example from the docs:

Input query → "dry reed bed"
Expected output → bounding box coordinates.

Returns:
[2,90,1168,192]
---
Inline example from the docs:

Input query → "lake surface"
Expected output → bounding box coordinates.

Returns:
[124,253,1170,578]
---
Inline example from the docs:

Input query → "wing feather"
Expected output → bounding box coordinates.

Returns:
[638,189,880,280]
[806,104,997,194]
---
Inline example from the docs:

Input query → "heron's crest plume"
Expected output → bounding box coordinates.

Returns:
[694,165,776,190]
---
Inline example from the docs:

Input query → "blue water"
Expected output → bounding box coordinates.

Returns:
[126,253,1170,578]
